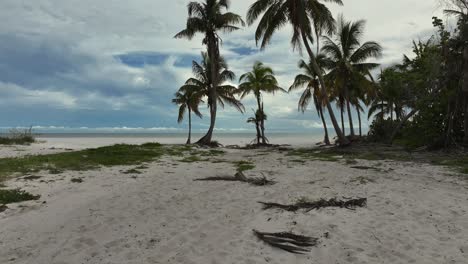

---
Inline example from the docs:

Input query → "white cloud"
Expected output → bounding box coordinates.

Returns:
[0,0,445,131]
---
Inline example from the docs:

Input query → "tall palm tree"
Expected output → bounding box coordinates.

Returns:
[322,15,382,137]
[172,88,203,144]
[175,0,245,145]
[239,62,284,144]
[182,53,244,142]
[290,54,332,145]
[247,0,350,145]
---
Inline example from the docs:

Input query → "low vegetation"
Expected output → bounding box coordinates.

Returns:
[0,143,198,182]
[0,128,36,145]
[0,189,40,204]
[233,160,255,172]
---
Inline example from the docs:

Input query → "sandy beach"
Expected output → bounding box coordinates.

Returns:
[0,139,467,264]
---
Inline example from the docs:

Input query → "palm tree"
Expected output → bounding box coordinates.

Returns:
[247,109,267,144]
[175,0,245,145]
[239,62,284,144]
[290,54,332,145]
[322,15,382,137]
[368,67,407,122]
[182,53,244,143]
[247,0,350,145]
[172,88,203,144]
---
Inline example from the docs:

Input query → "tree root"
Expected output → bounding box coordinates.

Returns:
[253,230,318,254]
[195,171,276,186]
[259,198,367,212]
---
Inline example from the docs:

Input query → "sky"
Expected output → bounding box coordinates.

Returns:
[0,0,446,134]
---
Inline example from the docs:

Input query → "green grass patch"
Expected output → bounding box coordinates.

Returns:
[430,155,468,175]
[233,160,255,172]
[288,146,413,163]
[180,155,206,163]
[287,149,341,162]
[0,143,194,182]
[0,189,40,204]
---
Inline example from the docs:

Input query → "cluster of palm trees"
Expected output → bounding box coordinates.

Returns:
[173,0,382,146]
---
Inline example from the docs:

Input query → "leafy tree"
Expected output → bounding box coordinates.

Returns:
[247,0,350,145]
[175,0,244,145]
[239,62,284,144]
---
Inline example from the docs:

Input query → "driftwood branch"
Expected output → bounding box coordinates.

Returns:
[253,230,318,254]
[195,171,276,186]
[259,198,367,212]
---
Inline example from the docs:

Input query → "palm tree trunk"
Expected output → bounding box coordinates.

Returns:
[319,107,330,145]
[187,108,192,144]
[255,121,261,144]
[197,37,219,145]
[340,107,345,135]
[389,109,419,144]
[345,85,355,137]
[445,102,454,148]
[463,46,468,147]
[357,106,362,137]
[301,31,349,145]
[464,94,468,147]
[390,104,394,122]
[257,98,266,144]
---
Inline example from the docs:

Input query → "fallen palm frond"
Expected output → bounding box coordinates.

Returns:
[195,171,276,186]
[259,198,367,212]
[351,166,383,172]
[253,230,318,254]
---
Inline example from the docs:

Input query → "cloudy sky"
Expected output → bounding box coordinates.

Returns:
[0,0,445,133]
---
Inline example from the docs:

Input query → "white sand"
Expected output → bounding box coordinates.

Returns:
[1,140,468,264]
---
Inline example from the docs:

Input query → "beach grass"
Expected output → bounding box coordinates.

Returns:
[0,189,40,204]
[0,143,195,182]
[233,160,255,172]
[0,128,36,145]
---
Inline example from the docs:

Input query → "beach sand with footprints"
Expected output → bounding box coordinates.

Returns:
[1,141,468,264]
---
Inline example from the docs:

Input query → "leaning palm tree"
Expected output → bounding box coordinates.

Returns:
[175,0,245,145]
[172,88,203,144]
[239,62,284,144]
[290,54,332,145]
[247,0,349,145]
[322,15,382,137]
[182,53,244,143]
